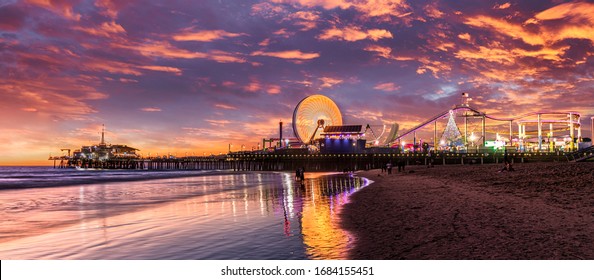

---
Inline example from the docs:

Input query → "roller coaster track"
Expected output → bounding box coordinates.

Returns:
[393,105,580,142]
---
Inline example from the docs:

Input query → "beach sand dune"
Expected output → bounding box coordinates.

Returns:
[342,162,594,259]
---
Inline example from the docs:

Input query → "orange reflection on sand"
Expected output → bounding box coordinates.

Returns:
[300,174,366,259]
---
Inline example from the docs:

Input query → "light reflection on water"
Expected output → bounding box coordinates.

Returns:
[0,172,369,259]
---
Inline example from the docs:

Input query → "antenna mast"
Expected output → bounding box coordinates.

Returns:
[100,124,105,145]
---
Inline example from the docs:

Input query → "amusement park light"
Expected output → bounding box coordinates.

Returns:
[469,133,477,142]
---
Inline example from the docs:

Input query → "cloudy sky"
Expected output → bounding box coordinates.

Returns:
[1,0,593,164]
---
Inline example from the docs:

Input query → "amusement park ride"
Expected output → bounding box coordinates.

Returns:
[267,93,584,154]
[285,94,398,153]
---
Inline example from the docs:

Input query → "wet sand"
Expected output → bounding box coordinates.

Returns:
[341,162,594,259]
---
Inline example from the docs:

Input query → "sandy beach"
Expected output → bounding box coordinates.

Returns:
[341,161,594,259]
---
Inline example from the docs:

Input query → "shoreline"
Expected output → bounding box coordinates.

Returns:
[342,162,594,259]
[0,169,292,190]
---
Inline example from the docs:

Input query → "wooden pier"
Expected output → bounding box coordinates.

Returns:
[50,151,572,171]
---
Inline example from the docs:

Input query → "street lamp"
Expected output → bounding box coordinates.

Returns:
[228,143,232,153]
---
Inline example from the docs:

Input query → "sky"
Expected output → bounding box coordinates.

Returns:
[1,0,594,165]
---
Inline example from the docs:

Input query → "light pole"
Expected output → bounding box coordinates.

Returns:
[469,133,477,153]
[228,143,232,153]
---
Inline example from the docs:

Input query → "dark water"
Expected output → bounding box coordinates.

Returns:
[0,168,371,259]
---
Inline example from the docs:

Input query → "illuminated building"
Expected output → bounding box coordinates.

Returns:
[72,125,140,160]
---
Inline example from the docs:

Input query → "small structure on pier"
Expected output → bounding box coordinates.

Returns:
[319,125,366,154]
[50,125,140,168]
[72,125,140,160]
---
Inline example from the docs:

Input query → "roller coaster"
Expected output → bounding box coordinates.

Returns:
[392,93,582,152]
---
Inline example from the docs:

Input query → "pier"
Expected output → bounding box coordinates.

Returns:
[49,151,581,171]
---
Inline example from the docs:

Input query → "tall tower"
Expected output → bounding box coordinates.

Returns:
[279,120,283,148]
[100,124,105,145]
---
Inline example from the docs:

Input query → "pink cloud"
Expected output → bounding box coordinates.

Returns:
[26,0,81,20]
[374,82,400,91]
[364,45,392,59]
[364,45,416,62]
[458,33,471,40]
[137,65,183,75]
[251,49,320,60]
[465,15,546,46]
[493,3,511,10]
[271,0,410,20]
[424,3,444,18]
[141,107,162,112]
[173,29,246,42]
[206,119,232,126]
[267,85,282,94]
[94,0,127,18]
[318,26,393,41]
[215,104,238,110]
[112,40,247,63]
[289,11,320,31]
[73,21,126,37]
[119,78,138,83]
[319,77,343,88]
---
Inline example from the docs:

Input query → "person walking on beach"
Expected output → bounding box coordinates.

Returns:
[295,168,301,181]
[386,162,392,174]
[499,149,515,172]
[397,159,405,172]
[300,167,305,181]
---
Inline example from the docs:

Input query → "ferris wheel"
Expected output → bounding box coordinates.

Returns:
[292,95,343,144]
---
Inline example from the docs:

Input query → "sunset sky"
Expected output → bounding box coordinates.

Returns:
[1,0,593,165]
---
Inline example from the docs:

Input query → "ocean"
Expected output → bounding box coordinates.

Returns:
[0,167,371,259]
